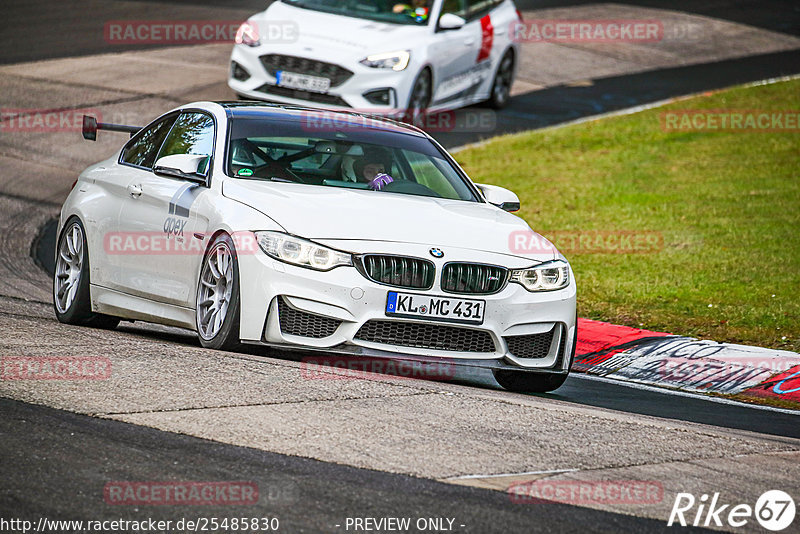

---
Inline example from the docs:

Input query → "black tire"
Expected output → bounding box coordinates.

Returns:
[195,233,243,351]
[53,217,119,329]
[493,370,569,393]
[487,50,514,109]
[494,323,577,393]
[405,68,432,127]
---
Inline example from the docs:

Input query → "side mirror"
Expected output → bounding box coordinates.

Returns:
[438,13,466,31]
[475,183,521,212]
[153,154,210,184]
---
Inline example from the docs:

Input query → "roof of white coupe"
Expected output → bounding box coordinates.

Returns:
[217,101,428,137]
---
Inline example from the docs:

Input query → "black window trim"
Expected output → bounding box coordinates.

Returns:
[118,109,218,187]
[118,111,180,172]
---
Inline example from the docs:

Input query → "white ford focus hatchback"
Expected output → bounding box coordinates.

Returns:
[228,0,521,119]
[55,102,576,392]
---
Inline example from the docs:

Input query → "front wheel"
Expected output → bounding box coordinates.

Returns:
[405,68,432,127]
[487,50,514,109]
[493,370,569,393]
[196,234,243,351]
[53,217,119,329]
[494,323,577,393]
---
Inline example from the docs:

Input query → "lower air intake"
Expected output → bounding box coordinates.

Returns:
[278,297,341,339]
[504,327,557,359]
[355,320,495,353]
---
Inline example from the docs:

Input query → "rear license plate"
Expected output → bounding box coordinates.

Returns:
[276,70,331,93]
[385,291,485,325]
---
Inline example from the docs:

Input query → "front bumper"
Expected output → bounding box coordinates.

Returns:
[237,241,577,372]
[228,45,416,112]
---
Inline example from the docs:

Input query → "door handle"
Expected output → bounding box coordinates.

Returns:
[127,184,142,198]
[464,38,475,45]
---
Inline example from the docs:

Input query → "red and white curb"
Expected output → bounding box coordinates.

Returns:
[574,318,800,405]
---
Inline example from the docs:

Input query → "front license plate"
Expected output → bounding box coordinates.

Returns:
[276,70,331,93]
[385,292,485,325]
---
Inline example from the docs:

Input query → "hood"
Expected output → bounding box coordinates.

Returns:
[223,179,557,262]
[255,1,425,55]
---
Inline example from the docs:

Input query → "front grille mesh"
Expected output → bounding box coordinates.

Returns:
[260,54,353,87]
[278,297,341,339]
[360,255,435,289]
[355,320,495,353]
[504,327,556,359]
[442,263,508,294]
[256,84,350,107]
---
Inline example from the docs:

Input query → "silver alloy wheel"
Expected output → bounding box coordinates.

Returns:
[54,222,84,314]
[197,241,234,340]
[408,71,431,126]
[492,54,513,106]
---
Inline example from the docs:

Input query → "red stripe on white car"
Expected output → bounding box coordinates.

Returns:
[477,14,494,63]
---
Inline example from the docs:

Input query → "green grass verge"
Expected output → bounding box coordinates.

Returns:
[456,79,800,351]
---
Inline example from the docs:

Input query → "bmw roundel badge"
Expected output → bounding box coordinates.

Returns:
[429,248,444,258]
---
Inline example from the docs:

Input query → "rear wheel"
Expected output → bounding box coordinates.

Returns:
[53,217,119,329]
[196,234,243,351]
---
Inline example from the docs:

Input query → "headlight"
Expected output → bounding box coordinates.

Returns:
[510,260,570,292]
[255,231,352,271]
[359,51,410,71]
[235,22,260,47]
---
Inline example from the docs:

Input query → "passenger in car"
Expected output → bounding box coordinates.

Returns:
[392,0,431,21]
[354,148,395,191]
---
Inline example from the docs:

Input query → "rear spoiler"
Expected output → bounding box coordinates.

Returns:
[82,115,142,141]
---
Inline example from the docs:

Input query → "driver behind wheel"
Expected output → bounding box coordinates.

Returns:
[354,148,395,191]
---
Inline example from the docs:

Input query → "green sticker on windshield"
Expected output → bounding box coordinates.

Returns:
[237,168,254,177]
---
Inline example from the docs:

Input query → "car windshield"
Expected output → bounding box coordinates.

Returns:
[226,116,478,202]
[282,0,434,26]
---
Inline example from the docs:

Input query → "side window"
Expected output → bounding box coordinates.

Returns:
[157,112,215,161]
[466,0,501,21]
[121,114,177,169]
[440,0,467,19]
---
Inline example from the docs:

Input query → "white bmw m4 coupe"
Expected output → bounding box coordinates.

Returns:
[228,0,521,118]
[55,102,576,392]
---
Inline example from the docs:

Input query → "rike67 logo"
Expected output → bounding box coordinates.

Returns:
[668,490,796,531]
